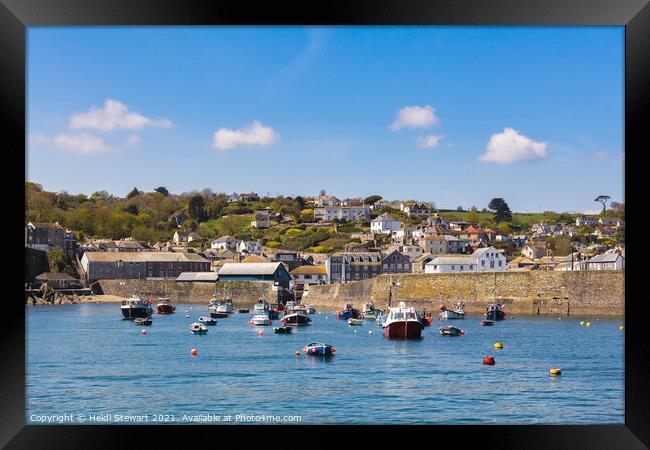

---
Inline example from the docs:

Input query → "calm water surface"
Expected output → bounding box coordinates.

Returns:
[26,304,624,424]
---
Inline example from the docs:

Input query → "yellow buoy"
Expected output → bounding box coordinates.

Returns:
[549,368,562,376]
[586,322,591,327]
[579,321,584,325]
[493,342,503,349]
[619,325,624,331]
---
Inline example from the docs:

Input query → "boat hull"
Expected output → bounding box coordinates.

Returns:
[440,310,466,320]
[383,320,423,339]
[121,306,153,320]
[485,311,505,321]
[210,312,229,318]
[282,313,312,326]
[157,304,176,314]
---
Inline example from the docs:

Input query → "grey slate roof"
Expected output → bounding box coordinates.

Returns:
[176,272,219,282]
[217,262,283,276]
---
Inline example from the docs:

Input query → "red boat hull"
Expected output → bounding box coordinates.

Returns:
[383,320,423,338]
[157,304,176,314]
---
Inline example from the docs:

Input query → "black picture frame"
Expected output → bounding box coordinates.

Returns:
[3,0,648,447]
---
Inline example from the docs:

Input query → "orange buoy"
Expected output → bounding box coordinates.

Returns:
[295,351,300,357]
[483,356,495,365]
[191,348,198,356]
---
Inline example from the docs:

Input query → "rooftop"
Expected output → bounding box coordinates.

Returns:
[218,262,283,276]
[289,265,327,275]
[82,251,208,263]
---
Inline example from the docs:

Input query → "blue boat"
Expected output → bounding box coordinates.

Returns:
[303,342,335,356]
[485,303,506,321]
[335,303,360,320]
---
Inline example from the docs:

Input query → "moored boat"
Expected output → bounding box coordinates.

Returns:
[382,301,423,339]
[303,342,335,356]
[198,316,217,326]
[249,314,272,326]
[189,322,208,334]
[439,302,466,320]
[121,295,153,320]
[238,309,250,313]
[361,302,379,320]
[439,325,464,336]
[274,325,293,334]
[156,297,176,314]
[281,303,312,326]
[304,304,317,314]
[134,317,153,326]
[348,318,364,326]
[485,303,506,321]
[335,303,361,320]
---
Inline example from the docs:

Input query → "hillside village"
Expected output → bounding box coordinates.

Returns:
[25,185,625,300]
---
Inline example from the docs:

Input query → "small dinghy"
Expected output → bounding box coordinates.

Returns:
[274,326,293,334]
[198,316,217,326]
[347,318,364,326]
[238,309,250,313]
[249,314,272,326]
[480,320,495,326]
[303,342,335,356]
[189,322,208,334]
[134,317,152,326]
[439,325,464,336]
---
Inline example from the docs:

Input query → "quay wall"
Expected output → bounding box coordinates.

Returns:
[98,279,277,306]
[302,271,625,317]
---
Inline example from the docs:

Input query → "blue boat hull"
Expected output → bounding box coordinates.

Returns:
[485,311,505,321]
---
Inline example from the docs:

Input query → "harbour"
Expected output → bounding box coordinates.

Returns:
[26,302,624,424]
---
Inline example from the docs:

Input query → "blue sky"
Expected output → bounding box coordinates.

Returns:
[27,26,624,213]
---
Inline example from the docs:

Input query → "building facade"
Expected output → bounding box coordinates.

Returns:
[314,206,371,221]
[326,251,382,283]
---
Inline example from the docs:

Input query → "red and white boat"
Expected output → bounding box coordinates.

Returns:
[382,301,423,338]
[156,297,176,314]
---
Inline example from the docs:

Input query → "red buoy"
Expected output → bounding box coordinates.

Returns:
[191,348,198,356]
[483,356,495,365]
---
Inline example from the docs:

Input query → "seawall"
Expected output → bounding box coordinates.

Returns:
[98,279,277,306]
[302,271,625,317]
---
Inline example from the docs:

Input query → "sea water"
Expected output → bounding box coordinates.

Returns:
[26,304,624,424]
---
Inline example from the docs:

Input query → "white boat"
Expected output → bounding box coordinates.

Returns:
[382,301,423,339]
[361,302,380,319]
[304,304,316,314]
[347,318,364,326]
[439,302,466,320]
[189,322,208,334]
[282,303,312,326]
[249,314,272,326]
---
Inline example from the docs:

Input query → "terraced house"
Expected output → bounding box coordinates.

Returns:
[325,251,382,283]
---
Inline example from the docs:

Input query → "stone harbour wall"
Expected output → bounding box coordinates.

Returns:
[98,279,277,306]
[302,271,625,317]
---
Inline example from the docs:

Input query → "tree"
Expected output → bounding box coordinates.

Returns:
[47,248,76,276]
[594,195,610,213]
[364,195,383,205]
[487,198,512,223]
[123,203,139,215]
[188,195,206,220]
[154,186,170,196]
[293,196,305,211]
[127,187,140,199]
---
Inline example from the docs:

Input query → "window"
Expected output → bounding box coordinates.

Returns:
[499,261,502,267]
[490,261,494,268]
[482,260,485,266]
[383,263,388,269]
[451,265,455,270]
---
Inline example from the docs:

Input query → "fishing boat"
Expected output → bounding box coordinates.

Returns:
[439,302,466,320]
[304,304,317,314]
[348,318,364,326]
[484,303,506,321]
[303,342,335,356]
[382,301,423,339]
[217,298,233,314]
[439,325,464,336]
[156,297,176,314]
[249,314,272,326]
[274,326,293,334]
[361,302,380,320]
[198,316,217,326]
[189,322,208,334]
[134,317,152,326]
[281,303,312,326]
[253,298,281,320]
[120,295,153,320]
[480,320,495,326]
[335,303,361,320]
[208,299,230,318]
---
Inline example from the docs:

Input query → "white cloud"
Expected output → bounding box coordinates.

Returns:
[212,121,279,151]
[127,134,141,145]
[69,99,172,132]
[29,132,114,154]
[417,134,444,149]
[389,105,438,131]
[479,127,547,164]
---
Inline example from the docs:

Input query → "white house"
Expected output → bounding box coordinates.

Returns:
[211,235,239,251]
[424,246,506,273]
[251,220,271,229]
[576,216,598,227]
[587,253,624,270]
[173,231,200,245]
[289,265,328,291]
[314,206,370,221]
[371,213,402,234]
[400,202,431,218]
